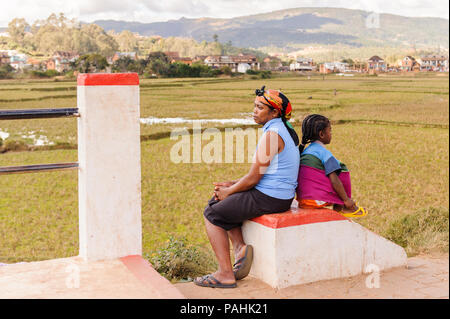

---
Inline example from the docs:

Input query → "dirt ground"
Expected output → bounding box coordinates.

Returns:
[175,254,449,299]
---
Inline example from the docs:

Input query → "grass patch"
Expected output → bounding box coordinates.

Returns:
[383,207,449,256]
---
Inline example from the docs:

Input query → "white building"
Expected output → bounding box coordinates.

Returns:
[237,63,251,73]
[320,61,349,73]
[290,57,314,71]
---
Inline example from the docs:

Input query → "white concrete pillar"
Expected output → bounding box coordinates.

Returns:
[77,73,142,261]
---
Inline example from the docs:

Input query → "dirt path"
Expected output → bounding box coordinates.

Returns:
[175,255,449,299]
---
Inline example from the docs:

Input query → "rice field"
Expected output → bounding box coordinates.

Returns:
[0,72,448,266]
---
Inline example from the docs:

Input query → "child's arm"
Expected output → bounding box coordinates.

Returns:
[328,172,357,210]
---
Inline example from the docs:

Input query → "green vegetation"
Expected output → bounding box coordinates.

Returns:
[0,73,448,279]
[144,52,223,78]
[0,64,14,79]
[383,207,449,256]
[246,69,272,79]
[146,236,217,282]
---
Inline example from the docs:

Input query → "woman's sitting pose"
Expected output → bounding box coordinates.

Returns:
[194,86,300,288]
[296,114,367,217]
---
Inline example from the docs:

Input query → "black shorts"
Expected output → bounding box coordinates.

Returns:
[203,188,293,231]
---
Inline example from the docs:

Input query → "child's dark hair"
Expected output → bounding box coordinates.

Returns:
[299,114,330,153]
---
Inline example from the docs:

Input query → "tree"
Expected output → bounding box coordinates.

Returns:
[146,51,170,64]
[341,58,355,67]
[72,54,108,73]
[147,59,169,76]
[116,30,138,53]
[18,13,118,55]
[8,18,29,46]
[0,64,14,79]
[112,56,146,74]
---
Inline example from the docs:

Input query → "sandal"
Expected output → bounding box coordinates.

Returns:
[193,274,237,288]
[233,245,253,280]
[341,204,368,218]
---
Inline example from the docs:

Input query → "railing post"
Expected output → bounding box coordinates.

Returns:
[77,73,142,261]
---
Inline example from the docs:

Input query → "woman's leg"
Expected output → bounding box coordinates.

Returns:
[227,227,247,262]
[202,216,236,284]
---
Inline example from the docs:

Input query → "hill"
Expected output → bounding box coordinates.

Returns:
[93,7,449,51]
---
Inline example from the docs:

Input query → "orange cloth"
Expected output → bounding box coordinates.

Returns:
[298,199,333,209]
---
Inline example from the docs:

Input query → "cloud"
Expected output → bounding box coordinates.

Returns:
[0,0,448,27]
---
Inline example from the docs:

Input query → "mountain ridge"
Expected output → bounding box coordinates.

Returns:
[93,7,449,50]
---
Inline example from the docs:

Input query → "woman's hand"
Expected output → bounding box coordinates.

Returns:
[344,198,357,211]
[212,182,236,200]
[214,186,231,201]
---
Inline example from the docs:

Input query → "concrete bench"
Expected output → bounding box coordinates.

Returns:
[242,204,407,289]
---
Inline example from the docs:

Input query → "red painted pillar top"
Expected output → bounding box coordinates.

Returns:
[77,73,139,86]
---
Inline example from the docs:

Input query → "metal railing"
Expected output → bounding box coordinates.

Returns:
[0,108,79,120]
[0,108,79,175]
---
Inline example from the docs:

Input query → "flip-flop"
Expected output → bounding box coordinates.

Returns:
[193,274,237,288]
[233,245,253,280]
[341,204,368,218]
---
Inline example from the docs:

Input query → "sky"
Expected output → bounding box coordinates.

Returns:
[0,0,448,27]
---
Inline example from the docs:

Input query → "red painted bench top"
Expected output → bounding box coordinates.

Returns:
[250,207,349,229]
[78,73,139,86]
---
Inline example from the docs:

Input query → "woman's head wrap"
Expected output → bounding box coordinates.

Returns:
[255,86,292,121]
[255,85,299,146]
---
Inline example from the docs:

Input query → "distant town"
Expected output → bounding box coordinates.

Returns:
[1,48,448,79]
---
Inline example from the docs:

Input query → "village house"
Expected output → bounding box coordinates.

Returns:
[261,56,283,71]
[46,51,79,73]
[9,52,29,71]
[367,55,387,73]
[170,56,193,65]
[193,55,208,63]
[401,56,421,72]
[0,50,29,70]
[290,57,315,71]
[163,52,180,60]
[204,54,260,73]
[419,55,449,72]
[319,61,349,74]
[27,57,43,70]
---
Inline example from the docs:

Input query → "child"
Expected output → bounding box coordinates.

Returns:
[296,114,367,217]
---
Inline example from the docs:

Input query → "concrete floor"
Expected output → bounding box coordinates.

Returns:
[0,256,184,299]
[1,254,447,299]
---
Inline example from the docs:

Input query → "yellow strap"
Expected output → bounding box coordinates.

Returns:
[341,206,367,218]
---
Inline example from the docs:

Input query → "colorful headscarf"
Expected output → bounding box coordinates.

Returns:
[255,85,299,146]
[255,86,292,121]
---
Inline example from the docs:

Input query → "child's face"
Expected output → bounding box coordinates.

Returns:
[319,125,332,144]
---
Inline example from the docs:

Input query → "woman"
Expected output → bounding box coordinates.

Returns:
[194,86,300,288]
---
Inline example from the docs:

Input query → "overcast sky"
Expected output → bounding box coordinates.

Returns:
[1,0,448,27]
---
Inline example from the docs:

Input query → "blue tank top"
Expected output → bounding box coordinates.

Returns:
[254,117,300,199]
